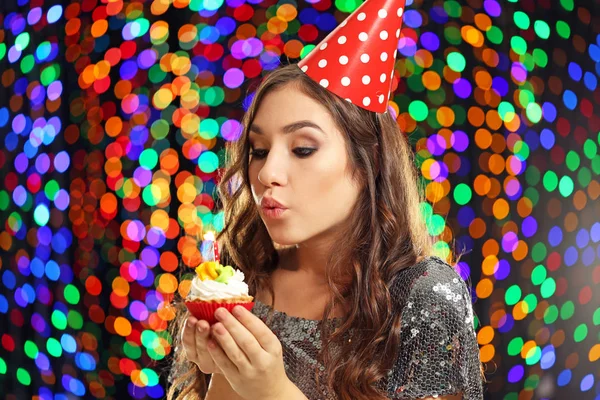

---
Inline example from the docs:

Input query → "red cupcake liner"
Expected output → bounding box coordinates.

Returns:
[185,300,255,325]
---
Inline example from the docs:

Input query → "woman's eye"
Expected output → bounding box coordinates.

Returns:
[249,148,317,159]
[293,147,317,157]
[249,149,268,159]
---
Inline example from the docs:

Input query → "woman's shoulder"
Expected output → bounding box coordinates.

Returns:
[386,256,484,399]
[389,255,473,313]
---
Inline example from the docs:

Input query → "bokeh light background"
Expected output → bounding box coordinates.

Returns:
[1,0,599,398]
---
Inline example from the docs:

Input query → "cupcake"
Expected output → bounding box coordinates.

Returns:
[184,261,254,325]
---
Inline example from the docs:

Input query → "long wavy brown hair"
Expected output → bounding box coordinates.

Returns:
[166,63,483,399]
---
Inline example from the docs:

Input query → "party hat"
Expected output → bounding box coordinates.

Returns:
[297,0,406,113]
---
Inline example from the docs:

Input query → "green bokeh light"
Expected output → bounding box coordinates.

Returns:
[534,20,550,39]
[33,204,50,226]
[531,242,547,263]
[64,284,81,305]
[199,118,219,140]
[560,0,574,11]
[139,149,159,170]
[573,324,588,342]
[15,32,30,51]
[142,184,161,206]
[45,181,60,202]
[426,214,446,236]
[453,183,472,205]
[532,48,548,67]
[203,86,225,106]
[335,0,361,13]
[514,140,530,160]
[578,167,592,187]
[544,305,559,324]
[583,139,597,159]
[558,176,574,197]
[507,337,524,356]
[525,103,542,123]
[47,337,63,357]
[124,342,142,359]
[505,285,522,306]
[21,54,35,74]
[498,102,515,121]
[525,346,541,365]
[446,52,466,72]
[141,330,159,349]
[523,293,538,313]
[408,100,428,121]
[510,36,528,55]
[300,44,316,59]
[68,310,84,330]
[556,21,571,39]
[40,64,60,86]
[540,277,556,298]
[51,309,68,330]
[130,18,150,38]
[198,151,219,173]
[24,341,39,359]
[513,12,530,29]
[531,265,546,286]
[17,368,31,386]
[560,301,575,320]
[486,26,503,45]
[444,1,462,18]
[140,368,159,386]
[542,171,558,192]
[565,151,580,171]
[150,119,170,140]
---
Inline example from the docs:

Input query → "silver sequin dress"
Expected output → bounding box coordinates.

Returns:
[168,256,485,399]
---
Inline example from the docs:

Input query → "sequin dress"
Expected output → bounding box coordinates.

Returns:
[168,256,485,399]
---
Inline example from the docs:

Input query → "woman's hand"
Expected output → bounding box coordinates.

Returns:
[181,316,222,375]
[206,305,297,400]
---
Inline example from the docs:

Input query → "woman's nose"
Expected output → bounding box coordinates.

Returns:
[257,152,288,187]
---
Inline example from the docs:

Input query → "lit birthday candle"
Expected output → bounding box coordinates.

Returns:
[203,231,220,262]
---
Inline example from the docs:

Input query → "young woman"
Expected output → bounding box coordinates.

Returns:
[165,62,486,400]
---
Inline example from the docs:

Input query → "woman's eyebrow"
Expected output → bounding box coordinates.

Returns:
[249,120,327,137]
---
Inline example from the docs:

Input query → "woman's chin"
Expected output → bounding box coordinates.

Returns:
[266,229,300,247]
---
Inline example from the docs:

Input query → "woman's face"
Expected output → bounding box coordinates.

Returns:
[248,84,362,247]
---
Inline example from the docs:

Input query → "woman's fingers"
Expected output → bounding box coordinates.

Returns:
[228,306,281,356]
[182,318,199,359]
[194,319,224,374]
[213,308,266,365]
[206,336,238,376]
[211,322,250,372]
[194,320,210,358]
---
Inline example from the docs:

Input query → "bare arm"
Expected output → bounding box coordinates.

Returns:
[204,373,246,400]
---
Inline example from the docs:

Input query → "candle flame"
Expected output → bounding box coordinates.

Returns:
[203,231,215,241]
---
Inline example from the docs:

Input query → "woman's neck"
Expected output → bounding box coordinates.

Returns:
[277,240,333,286]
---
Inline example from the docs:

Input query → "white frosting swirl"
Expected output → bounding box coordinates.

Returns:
[188,269,250,300]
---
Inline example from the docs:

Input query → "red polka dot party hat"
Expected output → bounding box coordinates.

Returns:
[297,0,406,113]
